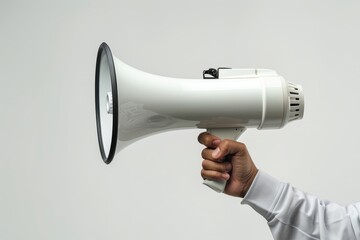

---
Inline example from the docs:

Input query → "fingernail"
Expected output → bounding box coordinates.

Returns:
[222,173,230,180]
[212,147,221,158]
[225,164,232,172]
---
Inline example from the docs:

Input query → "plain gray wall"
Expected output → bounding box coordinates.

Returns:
[1,0,360,239]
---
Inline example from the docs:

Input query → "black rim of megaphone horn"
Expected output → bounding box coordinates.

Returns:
[95,42,119,164]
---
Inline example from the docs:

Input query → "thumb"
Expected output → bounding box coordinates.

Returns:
[211,139,246,160]
[198,132,221,149]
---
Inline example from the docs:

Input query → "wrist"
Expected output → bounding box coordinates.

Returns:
[239,167,258,198]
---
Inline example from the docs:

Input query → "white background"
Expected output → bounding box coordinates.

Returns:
[1,0,360,239]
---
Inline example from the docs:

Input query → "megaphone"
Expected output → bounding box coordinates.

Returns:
[95,42,304,192]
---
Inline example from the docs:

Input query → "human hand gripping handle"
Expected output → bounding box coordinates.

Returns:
[202,128,245,193]
[198,132,258,197]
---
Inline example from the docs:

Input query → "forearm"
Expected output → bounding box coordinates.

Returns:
[242,171,360,240]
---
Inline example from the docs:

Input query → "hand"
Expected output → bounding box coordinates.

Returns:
[198,132,258,198]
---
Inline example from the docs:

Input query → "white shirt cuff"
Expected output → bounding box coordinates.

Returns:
[241,170,286,221]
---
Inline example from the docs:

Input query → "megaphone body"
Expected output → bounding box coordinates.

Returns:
[95,42,304,192]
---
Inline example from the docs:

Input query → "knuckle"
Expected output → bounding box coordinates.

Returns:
[238,142,246,149]
[221,139,231,152]
[220,139,248,155]
[222,139,231,146]
[238,142,247,154]
[200,169,206,178]
[201,148,208,159]
[197,132,209,144]
[201,160,207,169]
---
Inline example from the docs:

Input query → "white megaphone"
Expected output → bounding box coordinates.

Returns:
[95,42,304,193]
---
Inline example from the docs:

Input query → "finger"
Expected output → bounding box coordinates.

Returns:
[201,169,230,181]
[201,148,227,162]
[212,139,247,160]
[198,132,221,148]
[202,159,232,172]
[201,148,217,161]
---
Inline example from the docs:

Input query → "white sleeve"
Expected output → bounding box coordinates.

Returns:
[241,170,360,240]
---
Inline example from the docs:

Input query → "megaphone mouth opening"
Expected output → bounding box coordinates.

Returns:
[95,42,119,164]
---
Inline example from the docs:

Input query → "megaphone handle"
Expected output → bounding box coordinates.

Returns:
[203,127,246,193]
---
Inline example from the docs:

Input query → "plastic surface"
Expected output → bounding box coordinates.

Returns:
[95,42,304,164]
[95,43,118,163]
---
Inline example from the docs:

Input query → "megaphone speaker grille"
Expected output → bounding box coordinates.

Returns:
[95,42,118,164]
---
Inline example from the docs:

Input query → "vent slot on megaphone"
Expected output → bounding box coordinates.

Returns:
[287,82,303,121]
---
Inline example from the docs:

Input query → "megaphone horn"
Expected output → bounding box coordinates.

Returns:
[95,42,304,193]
